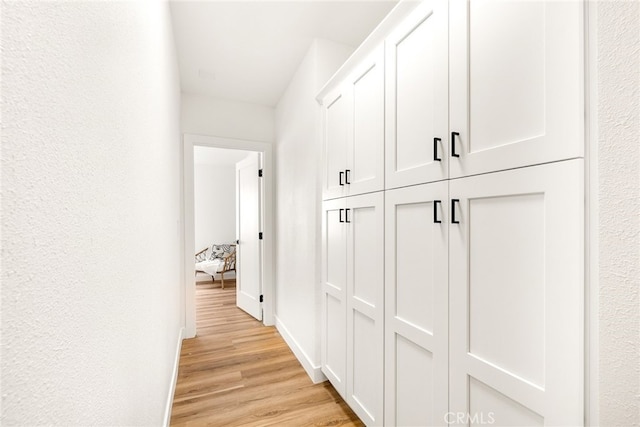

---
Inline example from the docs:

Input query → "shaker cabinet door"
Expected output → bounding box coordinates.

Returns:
[323,87,349,200]
[347,47,385,197]
[385,181,449,426]
[449,160,584,426]
[345,192,385,425]
[449,0,583,178]
[321,198,347,396]
[385,0,449,190]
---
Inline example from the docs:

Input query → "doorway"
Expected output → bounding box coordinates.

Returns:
[192,145,246,291]
[183,133,274,338]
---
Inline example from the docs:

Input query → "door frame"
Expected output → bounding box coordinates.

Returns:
[182,133,274,338]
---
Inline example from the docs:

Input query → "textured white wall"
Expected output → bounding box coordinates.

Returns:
[596,1,640,425]
[194,164,236,251]
[274,39,353,374]
[1,2,182,426]
[181,93,276,143]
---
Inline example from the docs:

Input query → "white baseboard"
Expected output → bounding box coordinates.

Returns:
[163,327,184,427]
[275,315,326,384]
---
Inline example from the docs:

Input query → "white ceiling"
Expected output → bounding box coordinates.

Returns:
[169,1,397,107]
[194,146,252,166]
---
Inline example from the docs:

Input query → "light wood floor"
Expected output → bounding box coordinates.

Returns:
[170,278,364,427]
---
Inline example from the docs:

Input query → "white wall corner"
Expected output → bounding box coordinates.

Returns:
[275,315,327,384]
[163,327,185,427]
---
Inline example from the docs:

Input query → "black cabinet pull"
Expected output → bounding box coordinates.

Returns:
[339,171,345,186]
[345,208,351,223]
[451,199,460,224]
[339,209,345,223]
[451,132,460,158]
[434,138,442,161]
[434,200,442,223]
[345,169,351,185]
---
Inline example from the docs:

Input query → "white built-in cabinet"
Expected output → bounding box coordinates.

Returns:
[384,181,449,426]
[320,0,585,425]
[321,198,347,395]
[382,160,584,427]
[322,193,385,425]
[322,47,385,200]
[449,0,584,179]
[448,160,584,427]
[385,0,448,189]
[323,88,349,200]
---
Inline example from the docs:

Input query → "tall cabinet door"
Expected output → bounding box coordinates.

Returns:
[345,192,384,425]
[346,47,385,197]
[385,0,448,190]
[321,198,347,396]
[322,86,349,200]
[385,181,449,426]
[449,0,584,178]
[449,160,584,426]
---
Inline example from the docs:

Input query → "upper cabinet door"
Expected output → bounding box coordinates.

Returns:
[322,86,349,200]
[346,47,385,197]
[449,0,584,178]
[385,0,449,190]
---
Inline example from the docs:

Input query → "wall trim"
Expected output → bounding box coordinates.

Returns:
[585,1,599,425]
[163,327,184,427]
[275,315,327,384]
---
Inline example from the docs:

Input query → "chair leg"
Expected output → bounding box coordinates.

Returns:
[221,272,225,289]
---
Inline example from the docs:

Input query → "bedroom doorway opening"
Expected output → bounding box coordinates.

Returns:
[183,134,274,338]
[192,145,245,287]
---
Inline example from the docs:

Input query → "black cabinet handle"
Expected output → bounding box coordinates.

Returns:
[339,209,345,223]
[434,200,442,223]
[345,169,351,185]
[451,199,460,224]
[434,138,442,162]
[451,132,460,158]
[339,171,345,186]
[345,208,351,223]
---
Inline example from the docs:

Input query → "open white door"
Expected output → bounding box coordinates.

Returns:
[236,153,262,321]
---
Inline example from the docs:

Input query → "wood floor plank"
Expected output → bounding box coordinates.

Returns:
[171,280,363,426]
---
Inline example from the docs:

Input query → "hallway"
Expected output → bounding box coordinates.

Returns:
[170,280,363,426]
[3,2,639,425]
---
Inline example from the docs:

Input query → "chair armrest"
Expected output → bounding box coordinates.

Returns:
[196,247,208,257]
[222,251,236,272]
